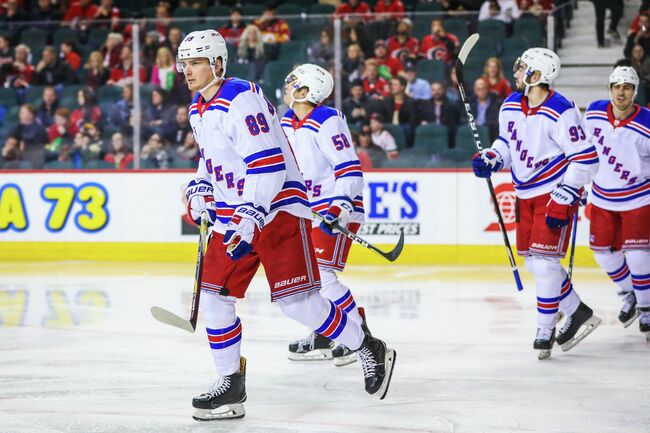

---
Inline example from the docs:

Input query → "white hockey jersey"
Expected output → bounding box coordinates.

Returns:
[584,100,650,211]
[189,78,311,234]
[490,91,599,199]
[280,105,364,226]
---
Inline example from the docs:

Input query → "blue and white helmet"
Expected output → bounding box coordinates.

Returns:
[609,66,639,99]
[285,64,333,107]
[514,47,561,88]
[177,30,228,92]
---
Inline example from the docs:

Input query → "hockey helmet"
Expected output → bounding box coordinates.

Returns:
[513,47,561,88]
[284,64,334,107]
[609,66,639,100]
[177,30,228,91]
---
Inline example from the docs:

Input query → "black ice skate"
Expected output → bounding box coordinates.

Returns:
[533,327,556,360]
[356,335,396,400]
[556,302,602,351]
[333,307,372,367]
[638,307,650,342]
[618,291,639,327]
[288,332,335,361]
[192,357,247,421]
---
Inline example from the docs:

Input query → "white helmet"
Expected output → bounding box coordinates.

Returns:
[609,66,639,100]
[284,63,333,108]
[176,29,228,93]
[514,47,561,93]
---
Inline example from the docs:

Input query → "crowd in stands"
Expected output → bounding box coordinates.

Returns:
[615,7,650,105]
[0,0,571,169]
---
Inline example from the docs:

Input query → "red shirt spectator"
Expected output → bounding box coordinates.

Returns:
[363,59,390,98]
[254,4,291,43]
[482,57,512,100]
[93,0,120,30]
[630,11,650,34]
[219,7,247,47]
[335,0,372,21]
[63,0,98,23]
[61,41,81,71]
[386,19,419,59]
[69,89,102,136]
[419,19,459,64]
[375,0,405,20]
[8,44,33,88]
[108,45,146,86]
[373,40,403,78]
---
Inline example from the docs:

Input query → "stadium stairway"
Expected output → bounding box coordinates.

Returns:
[554,0,640,110]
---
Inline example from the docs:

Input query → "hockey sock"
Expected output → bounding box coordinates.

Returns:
[277,290,364,350]
[626,250,650,308]
[200,291,242,377]
[558,268,581,317]
[593,250,634,294]
[319,268,363,324]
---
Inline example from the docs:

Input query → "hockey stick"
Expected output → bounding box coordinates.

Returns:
[455,33,524,292]
[312,211,404,262]
[151,211,210,332]
[567,191,587,281]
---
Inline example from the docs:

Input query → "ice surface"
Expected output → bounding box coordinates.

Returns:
[1,262,648,433]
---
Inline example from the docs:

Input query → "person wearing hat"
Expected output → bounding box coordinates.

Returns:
[386,18,419,61]
[373,39,403,78]
[402,58,432,101]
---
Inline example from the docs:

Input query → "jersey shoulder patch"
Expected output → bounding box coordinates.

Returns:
[586,99,609,113]
[504,92,524,104]
[310,105,341,125]
[545,91,575,115]
[220,77,262,102]
[633,104,650,129]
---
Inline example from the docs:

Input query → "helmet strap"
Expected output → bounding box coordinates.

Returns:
[289,86,308,110]
[199,59,226,96]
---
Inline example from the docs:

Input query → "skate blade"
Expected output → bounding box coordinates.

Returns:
[193,403,245,421]
[376,348,397,400]
[622,310,640,328]
[334,353,357,367]
[287,349,334,361]
[560,316,602,352]
[537,349,552,360]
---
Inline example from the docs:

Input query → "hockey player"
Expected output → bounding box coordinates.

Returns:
[584,67,650,339]
[280,64,369,367]
[178,30,397,420]
[471,48,602,359]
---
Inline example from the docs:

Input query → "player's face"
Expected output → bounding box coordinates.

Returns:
[181,58,213,92]
[610,83,635,111]
[513,60,527,90]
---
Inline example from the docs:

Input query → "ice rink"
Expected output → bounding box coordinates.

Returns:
[1,261,648,433]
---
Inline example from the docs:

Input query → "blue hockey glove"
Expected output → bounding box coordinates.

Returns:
[223,205,265,260]
[185,179,217,225]
[320,199,353,236]
[546,184,581,229]
[472,149,503,178]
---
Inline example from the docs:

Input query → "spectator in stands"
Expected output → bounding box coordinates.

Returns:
[309,28,335,67]
[93,0,121,31]
[84,51,110,89]
[362,58,390,98]
[4,104,49,168]
[150,46,176,92]
[34,46,76,87]
[63,0,98,31]
[419,19,459,64]
[166,105,191,147]
[421,81,459,145]
[69,88,103,136]
[32,0,63,35]
[237,25,267,81]
[468,78,500,142]
[176,131,199,163]
[382,75,419,146]
[402,57,432,101]
[478,0,521,24]
[373,40,403,78]
[355,125,386,169]
[141,132,172,169]
[343,78,371,127]
[0,35,13,85]
[107,45,147,87]
[254,3,290,60]
[37,86,59,127]
[631,44,650,95]
[625,13,650,59]
[592,0,622,46]
[343,42,365,82]
[369,113,399,159]
[0,0,28,40]
[102,33,124,69]
[219,6,247,47]
[335,0,372,23]
[104,132,133,169]
[47,107,74,154]
[153,1,172,43]
[346,23,373,58]
[166,27,183,56]
[109,84,133,133]
[482,57,512,99]
[374,0,406,20]
[446,67,462,103]
[386,18,419,62]
[143,87,176,138]
[70,122,104,167]
[7,44,34,93]
[60,41,82,72]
